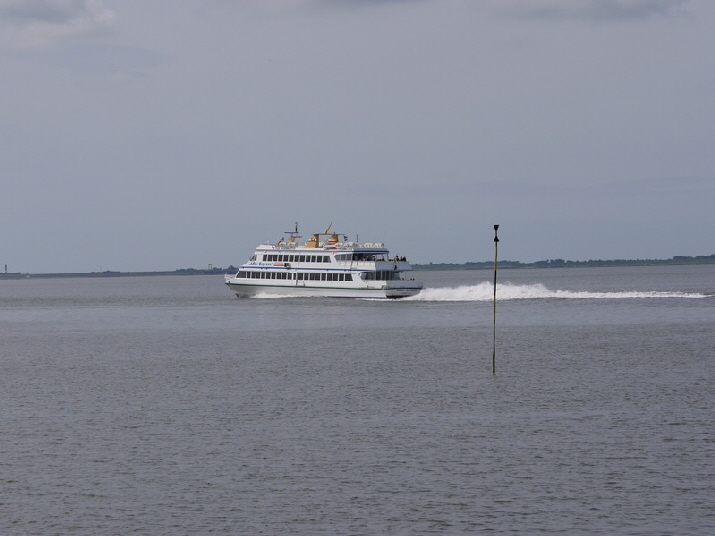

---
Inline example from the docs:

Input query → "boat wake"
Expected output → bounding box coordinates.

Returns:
[406,282,709,302]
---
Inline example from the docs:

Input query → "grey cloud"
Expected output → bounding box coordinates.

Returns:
[1,0,86,22]
[0,0,114,46]
[497,0,689,21]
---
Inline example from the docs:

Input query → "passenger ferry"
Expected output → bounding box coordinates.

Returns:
[225,225,423,299]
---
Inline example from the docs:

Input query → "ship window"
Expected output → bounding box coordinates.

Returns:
[346,274,352,281]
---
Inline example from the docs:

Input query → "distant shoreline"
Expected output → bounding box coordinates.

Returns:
[1,254,714,280]
[413,254,715,271]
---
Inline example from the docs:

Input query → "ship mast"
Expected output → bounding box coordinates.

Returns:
[285,222,301,243]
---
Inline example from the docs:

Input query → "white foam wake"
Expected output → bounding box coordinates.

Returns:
[406,282,709,302]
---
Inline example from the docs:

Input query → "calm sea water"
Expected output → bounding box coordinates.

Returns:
[2,265,714,535]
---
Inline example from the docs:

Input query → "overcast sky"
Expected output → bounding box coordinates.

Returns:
[1,0,713,272]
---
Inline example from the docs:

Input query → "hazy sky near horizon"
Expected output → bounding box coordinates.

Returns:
[2,0,713,272]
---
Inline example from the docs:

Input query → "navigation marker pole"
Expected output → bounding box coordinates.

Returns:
[492,225,499,375]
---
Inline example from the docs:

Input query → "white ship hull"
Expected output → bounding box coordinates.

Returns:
[225,278,422,299]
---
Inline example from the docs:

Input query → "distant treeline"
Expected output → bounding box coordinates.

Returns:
[413,254,715,271]
[0,266,238,279]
